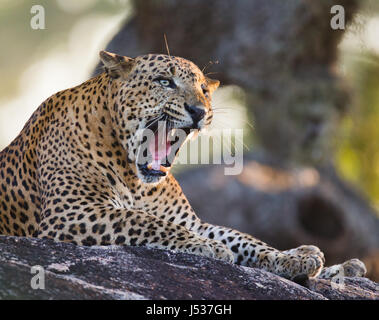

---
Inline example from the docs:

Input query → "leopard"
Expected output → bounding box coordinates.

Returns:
[0,50,366,282]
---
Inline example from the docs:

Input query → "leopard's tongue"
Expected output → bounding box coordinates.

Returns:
[148,130,171,171]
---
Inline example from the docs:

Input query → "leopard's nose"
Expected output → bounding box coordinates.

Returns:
[184,103,205,127]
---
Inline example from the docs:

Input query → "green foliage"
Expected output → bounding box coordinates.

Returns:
[336,51,379,210]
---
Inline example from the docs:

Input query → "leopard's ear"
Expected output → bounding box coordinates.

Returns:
[205,77,220,93]
[99,51,135,79]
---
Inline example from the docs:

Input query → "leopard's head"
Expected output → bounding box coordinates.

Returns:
[100,51,219,183]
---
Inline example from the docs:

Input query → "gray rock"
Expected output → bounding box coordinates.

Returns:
[0,236,377,300]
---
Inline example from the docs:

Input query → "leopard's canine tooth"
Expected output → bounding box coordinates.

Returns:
[147,163,169,173]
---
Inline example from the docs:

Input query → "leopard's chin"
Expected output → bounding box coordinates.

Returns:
[137,162,169,184]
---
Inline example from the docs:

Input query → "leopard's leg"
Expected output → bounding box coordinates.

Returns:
[193,223,324,280]
[148,201,323,280]
[38,206,234,263]
[153,177,324,280]
[317,258,367,280]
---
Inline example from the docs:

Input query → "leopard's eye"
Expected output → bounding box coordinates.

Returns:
[153,77,176,89]
[160,79,170,86]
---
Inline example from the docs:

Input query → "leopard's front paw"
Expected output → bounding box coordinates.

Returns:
[342,259,367,277]
[275,245,325,280]
[283,245,325,264]
[318,258,367,279]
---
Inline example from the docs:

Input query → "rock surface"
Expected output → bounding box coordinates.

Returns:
[0,236,377,300]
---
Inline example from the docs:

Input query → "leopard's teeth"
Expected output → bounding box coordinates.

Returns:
[147,163,169,173]
[170,128,176,137]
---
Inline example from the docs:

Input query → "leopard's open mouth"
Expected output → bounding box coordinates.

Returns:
[136,119,193,181]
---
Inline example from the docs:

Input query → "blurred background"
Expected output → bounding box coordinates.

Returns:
[0,0,379,280]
